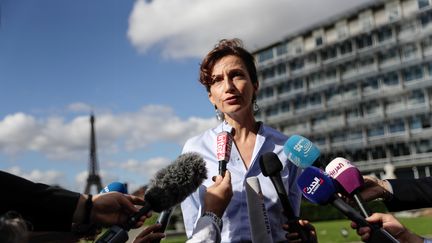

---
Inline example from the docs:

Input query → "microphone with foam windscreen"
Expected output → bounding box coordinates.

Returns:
[216,131,233,177]
[325,157,372,218]
[96,152,207,243]
[297,166,399,243]
[259,152,309,242]
[245,176,273,243]
[283,135,320,168]
[100,182,128,194]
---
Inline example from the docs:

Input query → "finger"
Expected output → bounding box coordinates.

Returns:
[360,232,370,242]
[136,224,162,238]
[135,232,165,242]
[126,194,146,206]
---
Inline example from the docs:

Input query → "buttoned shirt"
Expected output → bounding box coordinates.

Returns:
[181,122,302,243]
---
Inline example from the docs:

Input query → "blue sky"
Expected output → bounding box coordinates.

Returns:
[0,0,370,193]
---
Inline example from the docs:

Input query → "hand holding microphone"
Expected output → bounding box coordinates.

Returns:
[297,166,399,243]
[259,152,314,242]
[96,152,208,243]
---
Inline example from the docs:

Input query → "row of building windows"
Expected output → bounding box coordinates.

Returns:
[319,138,432,164]
[309,114,431,144]
[257,7,432,81]
[257,61,432,103]
[259,33,432,85]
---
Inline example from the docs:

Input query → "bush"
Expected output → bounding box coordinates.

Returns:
[300,198,388,221]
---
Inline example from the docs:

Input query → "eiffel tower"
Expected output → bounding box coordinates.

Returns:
[84,113,103,194]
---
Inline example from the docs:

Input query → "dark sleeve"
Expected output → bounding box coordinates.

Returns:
[0,170,81,231]
[384,177,432,212]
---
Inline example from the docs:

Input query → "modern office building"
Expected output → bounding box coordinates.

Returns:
[254,0,432,179]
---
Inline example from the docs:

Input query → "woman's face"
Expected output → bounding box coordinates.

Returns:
[208,55,258,118]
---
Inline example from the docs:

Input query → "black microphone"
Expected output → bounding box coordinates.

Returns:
[297,166,399,243]
[96,152,207,243]
[216,131,232,176]
[150,207,174,243]
[259,152,309,242]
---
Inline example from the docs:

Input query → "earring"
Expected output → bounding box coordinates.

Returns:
[215,106,225,121]
[253,100,260,113]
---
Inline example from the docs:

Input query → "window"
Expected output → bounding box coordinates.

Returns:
[371,146,386,159]
[265,105,279,117]
[387,3,400,22]
[379,49,398,63]
[402,66,423,82]
[356,35,373,49]
[389,119,405,133]
[294,97,307,110]
[316,36,323,46]
[362,78,379,93]
[321,47,337,61]
[418,0,430,9]
[277,82,290,94]
[389,143,410,157]
[262,67,275,80]
[364,101,380,115]
[420,11,432,27]
[331,131,346,143]
[407,90,425,105]
[312,115,326,127]
[258,49,274,62]
[367,125,385,137]
[292,78,304,90]
[309,94,322,106]
[401,44,418,59]
[347,129,363,140]
[276,63,286,76]
[410,116,423,130]
[276,43,288,56]
[340,41,352,55]
[377,27,393,42]
[290,59,304,71]
[280,101,290,112]
[416,139,432,153]
[382,72,399,86]
[259,87,274,99]
[347,107,361,120]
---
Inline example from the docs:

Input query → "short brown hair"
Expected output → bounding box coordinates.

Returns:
[199,38,258,92]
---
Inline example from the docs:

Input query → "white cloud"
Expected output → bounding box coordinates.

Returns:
[0,104,217,160]
[67,102,93,113]
[127,0,372,59]
[5,166,66,187]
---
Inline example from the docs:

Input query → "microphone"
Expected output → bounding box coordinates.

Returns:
[325,157,372,218]
[150,207,174,243]
[283,135,320,168]
[216,131,233,176]
[297,167,399,243]
[245,177,273,242]
[259,152,309,242]
[96,152,207,243]
[100,182,128,194]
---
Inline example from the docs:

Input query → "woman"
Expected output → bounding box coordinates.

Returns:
[180,39,303,242]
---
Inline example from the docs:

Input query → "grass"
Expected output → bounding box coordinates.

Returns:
[154,216,432,243]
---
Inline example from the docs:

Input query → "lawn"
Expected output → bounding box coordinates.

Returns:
[157,216,432,243]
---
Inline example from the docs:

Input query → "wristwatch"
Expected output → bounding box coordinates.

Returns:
[203,211,223,230]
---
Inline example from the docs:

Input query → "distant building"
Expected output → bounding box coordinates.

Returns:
[254,0,432,179]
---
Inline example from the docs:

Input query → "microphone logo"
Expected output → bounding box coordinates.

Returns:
[303,177,324,195]
[217,131,232,162]
[293,138,313,157]
[326,162,345,178]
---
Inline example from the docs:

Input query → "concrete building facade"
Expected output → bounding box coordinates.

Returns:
[254,0,432,179]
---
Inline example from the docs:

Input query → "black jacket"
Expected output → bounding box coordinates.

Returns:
[0,170,80,231]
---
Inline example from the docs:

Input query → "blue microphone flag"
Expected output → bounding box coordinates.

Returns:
[284,135,320,168]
